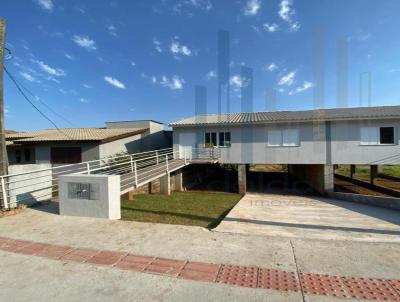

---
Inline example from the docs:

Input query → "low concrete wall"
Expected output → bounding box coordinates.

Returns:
[59,174,121,219]
[329,191,400,211]
[8,164,53,207]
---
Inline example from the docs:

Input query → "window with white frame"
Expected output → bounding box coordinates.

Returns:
[218,132,231,147]
[360,126,395,145]
[205,131,231,147]
[267,129,299,147]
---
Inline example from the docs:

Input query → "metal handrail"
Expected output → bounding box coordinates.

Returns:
[0,147,220,209]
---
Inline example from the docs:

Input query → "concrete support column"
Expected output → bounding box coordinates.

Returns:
[238,164,247,195]
[377,165,384,174]
[350,165,355,179]
[127,191,134,200]
[370,165,378,185]
[324,165,334,193]
[173,169,183,192]
[160,173,171,195]
[147,182,152,194]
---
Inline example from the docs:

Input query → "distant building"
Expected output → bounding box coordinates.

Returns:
[6,120,171,165]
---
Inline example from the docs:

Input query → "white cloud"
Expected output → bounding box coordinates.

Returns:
[59,88,67,94]
[107,25,117,36]
[279,0,294,22]
[170,38,192,58]
[35,60,66,76]
[160,75,185,90]
[64,53,74,60]
[79,98,89,103]
[230,75,243,88]
[265,63,278,72]
[153,39,163,53]
[104,76,126,89]
[20,72,37,82]
[172,0,212,14]
[279,0,300,31]
[263,23,279,33]
[82,84,93,89]
[72,35,97,51]
[244,0,261,16]
[289,81,314,95]
[130,61,136,67]
[206,70,216,80]
[278,71,296,86]
[34,0,53,12]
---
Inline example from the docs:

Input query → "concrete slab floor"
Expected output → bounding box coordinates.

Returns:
[215,193,400,243]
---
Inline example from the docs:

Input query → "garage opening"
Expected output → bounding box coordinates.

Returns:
[247,164,317,195]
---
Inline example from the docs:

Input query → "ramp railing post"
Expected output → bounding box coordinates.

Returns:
[1,176,8,210]
[86,162,91,174]
[165,154,169,172]
[134,161,138,187]
[184,150,187,165]
[130,155,134,173]
[156,151,159,164]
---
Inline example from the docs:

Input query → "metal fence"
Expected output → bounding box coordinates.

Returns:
[0,147,220,209]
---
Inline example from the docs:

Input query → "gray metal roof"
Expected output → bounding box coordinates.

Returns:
[170,105,400,127]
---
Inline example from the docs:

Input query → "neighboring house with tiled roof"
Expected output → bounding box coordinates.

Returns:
[171,105,400,166]
[6,120,171,165]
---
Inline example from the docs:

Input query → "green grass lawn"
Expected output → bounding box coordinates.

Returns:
[121,192,242,228]
[336,165,400,180]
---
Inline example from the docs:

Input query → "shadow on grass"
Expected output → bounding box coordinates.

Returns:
[121,205,236,229]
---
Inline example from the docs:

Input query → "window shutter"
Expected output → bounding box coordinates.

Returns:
[360,127,378,145]
[268,130,282,146]
[282,129,299,146]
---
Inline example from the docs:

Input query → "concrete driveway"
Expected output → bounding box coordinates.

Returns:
[214,193,400,242]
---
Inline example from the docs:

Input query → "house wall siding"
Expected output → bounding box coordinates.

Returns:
[173,118,400,165]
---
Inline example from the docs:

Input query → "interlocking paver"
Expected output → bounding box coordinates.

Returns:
[216,265,258,288]
[36,245,74,259]
[17,242,51,255]
[258,269,300,292]
[86,251,127,265]
[0,239,32,252]
[144,257,185,276]
[60,248,100,262]
[114,255,154,271]
[179,262,220,282]
[343,277,400,301]
[300,273,351,299]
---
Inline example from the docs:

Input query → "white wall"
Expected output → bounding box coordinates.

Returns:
[7,163,53,207]
[173,122,327,164]
[331,119,400,164]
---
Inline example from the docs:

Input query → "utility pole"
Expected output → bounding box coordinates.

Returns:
[0,18,9,176]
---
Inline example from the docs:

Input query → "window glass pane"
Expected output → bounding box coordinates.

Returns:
[225,132,231,146]
[211,132,217,146]
[267,130,282,146]
[282,129,299,146]
[380,127,394,144]
[205,132,210,144]
[219,132,225,147]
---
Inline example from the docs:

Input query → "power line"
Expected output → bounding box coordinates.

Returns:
[3,65,74,140]
[11,73,74,127]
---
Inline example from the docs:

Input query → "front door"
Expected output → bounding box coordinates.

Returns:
[179,133,196,159]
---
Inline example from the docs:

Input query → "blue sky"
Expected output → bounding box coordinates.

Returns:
[2,0,400,131]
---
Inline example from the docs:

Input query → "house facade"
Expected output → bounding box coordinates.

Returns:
[6,120,171,165]
[171,106,400,194]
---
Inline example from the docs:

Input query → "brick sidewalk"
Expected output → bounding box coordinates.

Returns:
[1,236,400,301]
